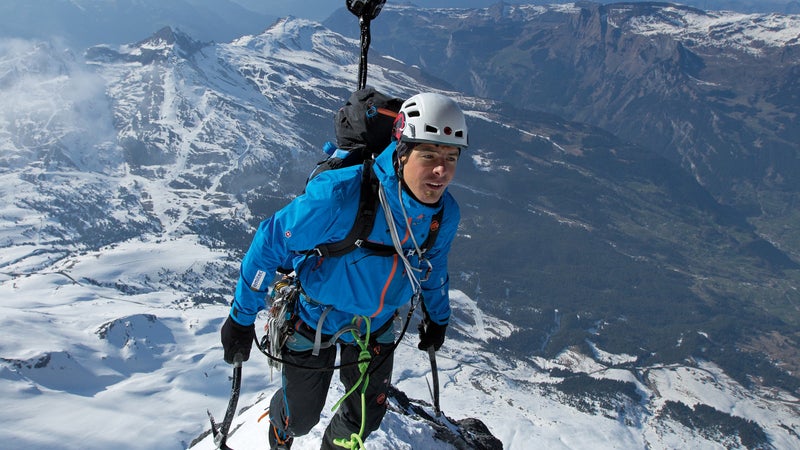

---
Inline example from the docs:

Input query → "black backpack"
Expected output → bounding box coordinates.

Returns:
[304,87,443,258]
[307,87,403,181]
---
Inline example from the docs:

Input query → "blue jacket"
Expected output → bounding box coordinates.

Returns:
[230,142,459,342]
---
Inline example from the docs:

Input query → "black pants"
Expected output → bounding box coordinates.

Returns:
[269,339,395,449]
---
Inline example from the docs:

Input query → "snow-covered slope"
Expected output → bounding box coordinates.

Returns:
[5,239,794,450]
[606,3,800,55]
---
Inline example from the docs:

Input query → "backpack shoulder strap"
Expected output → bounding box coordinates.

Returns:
[313,159,386,258]
[418,206,444,254]
[310,159,444,258]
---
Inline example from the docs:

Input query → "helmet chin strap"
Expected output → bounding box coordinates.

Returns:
[394,150,404,180]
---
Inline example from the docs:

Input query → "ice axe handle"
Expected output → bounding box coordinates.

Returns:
[427,346,441,417]
[209,353,243,449]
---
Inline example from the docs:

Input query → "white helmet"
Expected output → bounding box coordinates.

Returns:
[393,93,468,149]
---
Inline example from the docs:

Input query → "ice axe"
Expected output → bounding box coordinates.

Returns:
[420,312,442,417]
[426,346,441,417]
[207,353,243,450]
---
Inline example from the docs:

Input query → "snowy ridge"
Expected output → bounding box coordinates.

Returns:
[618,5,800,54]
[383,3,800,55]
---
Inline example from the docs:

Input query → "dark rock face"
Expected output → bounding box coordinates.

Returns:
[387,385,504,450]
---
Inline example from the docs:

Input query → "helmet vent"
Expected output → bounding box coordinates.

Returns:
[425,125,438,133]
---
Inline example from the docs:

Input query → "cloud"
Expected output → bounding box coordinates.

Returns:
[0,38,121,173]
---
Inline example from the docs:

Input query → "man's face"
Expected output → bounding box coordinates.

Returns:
[400,143,460,204]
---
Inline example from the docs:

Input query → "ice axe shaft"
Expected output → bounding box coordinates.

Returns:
[208,353,243,449]
[427,346,441,417]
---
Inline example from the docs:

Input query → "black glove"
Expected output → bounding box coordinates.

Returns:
[418,317,447,351]
[220,315,256,364]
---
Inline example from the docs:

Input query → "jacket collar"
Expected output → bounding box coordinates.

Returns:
[373,141,442,215]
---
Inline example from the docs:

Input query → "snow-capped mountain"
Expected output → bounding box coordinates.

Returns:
[326,2,800,256]
[2,3,800,449]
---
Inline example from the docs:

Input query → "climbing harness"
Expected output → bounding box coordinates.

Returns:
[346,0,386,90]
[255,294,421,374]
[310,305,361,356]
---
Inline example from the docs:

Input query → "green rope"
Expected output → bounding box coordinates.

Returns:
[332,316,372,450]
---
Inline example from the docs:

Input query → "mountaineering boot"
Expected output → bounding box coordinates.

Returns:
[268,423,293,450]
